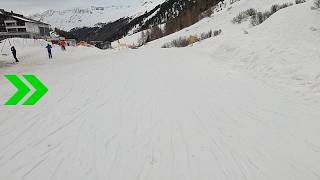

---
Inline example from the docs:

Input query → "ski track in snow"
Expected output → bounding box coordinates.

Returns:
[0,46,319,180]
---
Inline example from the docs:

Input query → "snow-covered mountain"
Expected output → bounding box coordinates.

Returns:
[70,0,221,43]
[29,0,165,31]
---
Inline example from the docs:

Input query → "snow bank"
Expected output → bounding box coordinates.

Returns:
[114,0,320,100]
[195,0,320,100]
[129,0,319,99]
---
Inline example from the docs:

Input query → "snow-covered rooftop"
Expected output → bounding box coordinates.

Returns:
[0,9,49,25]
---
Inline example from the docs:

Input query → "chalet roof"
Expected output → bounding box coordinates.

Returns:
[11,15,49,25]
[0,9,49,26]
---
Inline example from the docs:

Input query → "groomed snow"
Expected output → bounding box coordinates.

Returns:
[0,0,320,180]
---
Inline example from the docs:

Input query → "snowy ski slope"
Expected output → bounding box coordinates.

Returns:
[0,0,320,180]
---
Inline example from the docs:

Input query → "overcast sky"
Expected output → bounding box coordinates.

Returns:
[1,0,140,15]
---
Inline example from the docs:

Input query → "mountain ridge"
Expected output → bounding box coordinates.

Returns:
[71,0,222,43]
[29,0,166,31]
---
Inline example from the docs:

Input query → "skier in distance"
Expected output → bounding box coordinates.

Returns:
[11,46,19,63]
[46,44,53,59]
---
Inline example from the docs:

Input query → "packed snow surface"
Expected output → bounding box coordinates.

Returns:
[1,0,320,180]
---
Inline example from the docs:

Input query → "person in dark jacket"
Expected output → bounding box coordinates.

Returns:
[11,46,19,63]
[46,44,53,59]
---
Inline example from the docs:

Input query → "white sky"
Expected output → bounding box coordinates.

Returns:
[1,0,141,15]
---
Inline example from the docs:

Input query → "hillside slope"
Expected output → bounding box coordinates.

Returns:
[126,0,320,98]
[71,0,222,43]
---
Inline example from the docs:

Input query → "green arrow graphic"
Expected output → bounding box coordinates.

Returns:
[4,75,48,106]
[5,75,31,105]
[22,75,48,106]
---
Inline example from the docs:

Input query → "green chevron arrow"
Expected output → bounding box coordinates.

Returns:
[4,75,48,106]
[22,75,48,106]
[5,75,31,105]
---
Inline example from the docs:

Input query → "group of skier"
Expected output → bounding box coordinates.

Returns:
[9,40,67,63]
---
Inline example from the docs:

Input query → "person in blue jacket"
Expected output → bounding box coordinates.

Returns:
[46,44,53,59]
